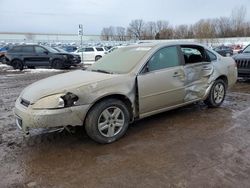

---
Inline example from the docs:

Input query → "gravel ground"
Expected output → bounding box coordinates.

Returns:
[0,66,250,188]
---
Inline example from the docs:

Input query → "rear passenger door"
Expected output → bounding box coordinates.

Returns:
[181,45,214,102]
[22,46,35,66]
[84,47,95,61]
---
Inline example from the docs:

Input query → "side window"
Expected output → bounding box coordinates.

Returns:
[85,48,94,52]
[96,47,104,51]
[146,46,180,72]
[35,46,47,53]
[10,46,22,52]
[206,50,217,61]
[22,46,34,53]
[78,48,85,52]
[181,46,205,64]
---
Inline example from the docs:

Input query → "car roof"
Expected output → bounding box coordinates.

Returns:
[126,41,208,49]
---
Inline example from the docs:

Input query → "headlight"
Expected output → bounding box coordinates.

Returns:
[61,92,79,107]
[32,93,78,109]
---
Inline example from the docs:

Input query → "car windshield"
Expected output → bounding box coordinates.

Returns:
[87,46,151,74]
[53,47,68,53]
[243,45,250,53]
[43,46,59,53]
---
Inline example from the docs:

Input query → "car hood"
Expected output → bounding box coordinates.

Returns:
[21,70,118,103]
[233,53,250,59]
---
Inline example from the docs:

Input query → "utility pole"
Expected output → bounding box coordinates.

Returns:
[78,24,84,65]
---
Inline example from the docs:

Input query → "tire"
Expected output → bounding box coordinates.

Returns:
[12,59,24,71]
[52,59,63,69]
[95,56,102,61]
[0,56,5,62]
[204,79,226,107]
[85,99,130,144]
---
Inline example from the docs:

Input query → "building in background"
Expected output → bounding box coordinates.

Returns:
[0,32,101,44]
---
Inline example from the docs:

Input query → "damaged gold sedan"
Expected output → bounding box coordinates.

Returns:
[14,42,237,143]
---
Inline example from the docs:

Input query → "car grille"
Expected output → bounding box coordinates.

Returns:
[235,59,250,69]
[20,98,30,107]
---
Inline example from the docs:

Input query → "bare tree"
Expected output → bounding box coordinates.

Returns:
[156,20,169,33]
[159,27,174,39]
[174,24,189,39]
[100,5,250,41]
[116,27,126,41]
[193,19,216,42]
[143,21,157,39]
[231,6,247,37]
[101,26,115,41]
[127,19,145,40]
[214,17,233,37]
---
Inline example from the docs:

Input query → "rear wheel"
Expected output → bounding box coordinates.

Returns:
[85,99,130,144]
[12,59,24,71]
[95,56,102,61]
[52,59,63,69]
[204,79,226,107]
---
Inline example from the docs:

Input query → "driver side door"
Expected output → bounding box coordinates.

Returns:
[137,46,185,117]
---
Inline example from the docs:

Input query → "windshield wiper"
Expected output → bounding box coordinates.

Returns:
[91,69,113,74]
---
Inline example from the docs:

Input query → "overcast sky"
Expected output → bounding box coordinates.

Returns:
[0,0,250,35]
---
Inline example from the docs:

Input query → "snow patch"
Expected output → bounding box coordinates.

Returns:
[0,62,64,74]
[25,69,62,73]
[0,62,13,71]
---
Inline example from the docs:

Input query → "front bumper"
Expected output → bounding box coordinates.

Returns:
[13,98,89,132]
[238,68,250,78]
[65,57,81,66]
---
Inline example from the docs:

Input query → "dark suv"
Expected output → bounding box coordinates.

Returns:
[233,44,250,78]
[5,45,81,70]
[213,46,233,57]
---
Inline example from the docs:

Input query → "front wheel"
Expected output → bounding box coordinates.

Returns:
[85,99,130,144]
[204,79,226,107]
[51,59,63,69]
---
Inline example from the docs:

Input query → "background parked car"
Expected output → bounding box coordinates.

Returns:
[213,45,233,57]
[5,45,81,70]
[73,47,106,63]
[61,46,78,53]
[233,44,250,78]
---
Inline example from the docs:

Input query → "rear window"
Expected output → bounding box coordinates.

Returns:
[9,46,22,53]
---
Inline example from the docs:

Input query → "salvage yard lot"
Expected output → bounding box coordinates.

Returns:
[0,68,250,188]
